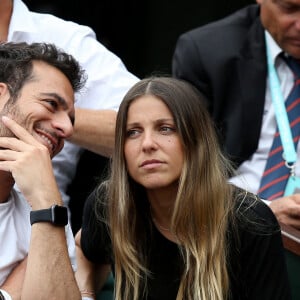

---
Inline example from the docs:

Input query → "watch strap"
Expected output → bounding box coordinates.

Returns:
[30,207,52,224]
[30,205,68,226]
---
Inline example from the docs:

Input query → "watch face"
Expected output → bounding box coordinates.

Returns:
[52,205,68,225]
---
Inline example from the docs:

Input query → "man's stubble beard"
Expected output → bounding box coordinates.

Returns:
[0,101,27,137]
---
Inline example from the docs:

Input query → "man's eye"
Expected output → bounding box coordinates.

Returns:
[46,100,58,109]
[278,2,297,13]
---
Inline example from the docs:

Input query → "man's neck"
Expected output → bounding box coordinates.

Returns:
[0,170,14,203]
[0,0,13,42]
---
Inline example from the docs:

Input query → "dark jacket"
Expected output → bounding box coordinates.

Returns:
[173,5,267,166]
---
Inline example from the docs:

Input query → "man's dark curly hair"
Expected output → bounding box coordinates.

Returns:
[0,42,86,102]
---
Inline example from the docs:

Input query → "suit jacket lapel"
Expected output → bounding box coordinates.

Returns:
[236,16,267,161]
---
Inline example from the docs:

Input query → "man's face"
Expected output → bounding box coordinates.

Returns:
[0,61,75,158]
[257,0,300,58]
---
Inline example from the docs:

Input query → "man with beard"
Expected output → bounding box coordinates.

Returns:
[0,42,86,299]
[0,0,139,229]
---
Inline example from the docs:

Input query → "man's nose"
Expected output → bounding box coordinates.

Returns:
[52,112,74,138]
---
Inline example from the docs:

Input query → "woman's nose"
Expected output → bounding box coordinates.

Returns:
[141,131,157,151]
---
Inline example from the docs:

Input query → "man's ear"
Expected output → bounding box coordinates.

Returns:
[0,82,10,99]
[0,83,11,109]
[0,82,10,97]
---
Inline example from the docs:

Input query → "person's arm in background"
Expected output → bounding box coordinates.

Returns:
[62,27,139,157]
[69,108,116,157]
[0,117,80,299]
[75,229,111,299]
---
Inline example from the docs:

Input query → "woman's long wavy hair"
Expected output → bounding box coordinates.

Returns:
[107,77,235,300]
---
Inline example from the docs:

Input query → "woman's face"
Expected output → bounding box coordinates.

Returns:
[124,95,184,191]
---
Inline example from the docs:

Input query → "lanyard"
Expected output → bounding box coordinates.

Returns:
[265,37,300,195]
[265,38,297,164]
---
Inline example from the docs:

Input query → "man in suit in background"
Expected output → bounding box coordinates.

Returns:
[173,0,300,230]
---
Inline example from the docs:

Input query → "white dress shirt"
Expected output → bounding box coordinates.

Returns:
[230,31,297,200]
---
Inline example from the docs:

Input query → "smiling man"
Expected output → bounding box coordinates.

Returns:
[0,42,85,299]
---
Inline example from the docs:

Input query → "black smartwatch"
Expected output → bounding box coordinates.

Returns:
[30,205,68,226]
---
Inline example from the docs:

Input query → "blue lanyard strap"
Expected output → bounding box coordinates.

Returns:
[265,37,297,164]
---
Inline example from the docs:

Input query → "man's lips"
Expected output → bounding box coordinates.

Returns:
[35,129,59,155]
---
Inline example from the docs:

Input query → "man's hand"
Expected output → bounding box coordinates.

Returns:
[0,116,61,209]
[269,195,300,229]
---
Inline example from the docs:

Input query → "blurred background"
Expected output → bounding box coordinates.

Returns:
[24,0,253,79]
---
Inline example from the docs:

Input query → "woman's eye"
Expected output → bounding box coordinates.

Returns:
[160,126,175,134]
[127,129,140,137]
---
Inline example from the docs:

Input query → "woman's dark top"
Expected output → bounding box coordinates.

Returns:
[81,187,291,300]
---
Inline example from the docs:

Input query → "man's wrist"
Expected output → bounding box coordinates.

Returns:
[30,205,68,226]
[0,289,12,300]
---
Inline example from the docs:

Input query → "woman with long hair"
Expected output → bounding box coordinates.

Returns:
[76,77,290,300]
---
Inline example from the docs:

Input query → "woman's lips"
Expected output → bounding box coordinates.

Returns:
[140,159,164,169]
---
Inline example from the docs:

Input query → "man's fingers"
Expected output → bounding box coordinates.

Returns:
[0,136,34,152]
[270,196,300,230]
[1,116,38,145]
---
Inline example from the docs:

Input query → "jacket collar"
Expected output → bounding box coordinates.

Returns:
[235,9,268,162]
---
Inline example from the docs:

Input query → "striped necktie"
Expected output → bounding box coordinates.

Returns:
[258,55,300,200]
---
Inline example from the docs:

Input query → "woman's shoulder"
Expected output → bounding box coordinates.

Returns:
[81,182,111,264]
[232,187,280,234]
[84,181,108,212]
